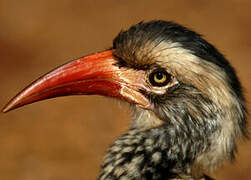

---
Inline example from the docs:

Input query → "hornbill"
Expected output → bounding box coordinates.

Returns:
[2,20,247,180]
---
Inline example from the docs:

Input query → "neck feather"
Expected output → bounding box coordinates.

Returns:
[98,122,212,179]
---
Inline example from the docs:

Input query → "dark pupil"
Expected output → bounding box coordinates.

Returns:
[156,72,164,80]
[149,69,171,87]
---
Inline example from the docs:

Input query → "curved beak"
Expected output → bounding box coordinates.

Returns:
[2,50,150,113]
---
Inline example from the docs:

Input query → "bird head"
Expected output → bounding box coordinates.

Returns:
[2,21,247,173]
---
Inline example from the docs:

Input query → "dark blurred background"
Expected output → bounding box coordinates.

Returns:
[0,0,250,179]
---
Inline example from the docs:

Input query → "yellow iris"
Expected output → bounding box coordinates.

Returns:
[153,72,167,83]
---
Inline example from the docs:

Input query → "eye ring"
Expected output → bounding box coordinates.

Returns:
[149,69,171,87]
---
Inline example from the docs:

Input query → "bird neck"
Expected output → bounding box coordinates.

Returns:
[98,124,212,180]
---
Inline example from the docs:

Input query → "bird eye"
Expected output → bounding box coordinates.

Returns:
[149,69,171,87]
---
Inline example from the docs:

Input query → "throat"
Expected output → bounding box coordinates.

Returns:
[98,126,210,180]
[130,106,164,130]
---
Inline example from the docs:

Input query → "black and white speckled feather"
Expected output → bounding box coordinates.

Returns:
[99,125,214,180]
